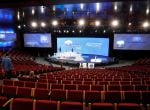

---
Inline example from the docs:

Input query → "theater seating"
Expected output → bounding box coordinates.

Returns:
[117,103,142,110]
[0,96,7,107]
[89,103,115,110]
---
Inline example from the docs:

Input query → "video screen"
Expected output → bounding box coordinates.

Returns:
[57,37,109,56]
[24,33,52,48]
[0,33,16,47]
[114,34,150,50]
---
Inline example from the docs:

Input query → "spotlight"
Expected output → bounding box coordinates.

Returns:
[95,20,101,27]
[31,8,35,15]
[128,22,132,26]
[111,19,119,27]
[103,30,106,33]
[41,22,46,27]
[142,21,149,28]
[78,19,85,27]
[18,25,21,29]
[52,20,58,26]
[31,21,37,28]
[79,30,82,33]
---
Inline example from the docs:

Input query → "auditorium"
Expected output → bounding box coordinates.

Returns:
[0,0,150,110]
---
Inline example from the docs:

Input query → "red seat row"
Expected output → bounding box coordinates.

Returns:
[1,85,150,104]
[10,98,143,110]
[3,80,150,91]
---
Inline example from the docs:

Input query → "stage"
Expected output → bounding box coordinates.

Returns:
[46,52,116,67]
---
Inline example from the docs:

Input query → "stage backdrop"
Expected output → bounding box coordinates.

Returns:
[57,37,109,56]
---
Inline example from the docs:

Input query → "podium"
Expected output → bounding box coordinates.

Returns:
[79,62,95,69]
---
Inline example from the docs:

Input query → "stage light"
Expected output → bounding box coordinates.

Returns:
[41,22,46,27]
[142,21,149,28]
[103,30,106,33]
[31,8,35,15]
[78,19,85,27]
[53,6,56,11]
[79,30,82,33]
[111,19,119,27]
[41,6,45,13]
[17,11,20,20]
[31,21,37,28]
[72,30,75,33]
[96,3,100,12]
[80,3,84,10]
[114,3,118,11]
[52,20,58,26]
[129,5,133,13]
[18,25,21,29]
[66,30,69,33]
[146,8,149,15]
[95,20,101,27]
[22,12,25,17]
[23,24,26,27]
[128,22,132,26]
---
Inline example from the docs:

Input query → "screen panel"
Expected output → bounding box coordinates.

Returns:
[114,34,150,50]
[57,37,109,56]
[0,33,16,47]
[24,33,52,48]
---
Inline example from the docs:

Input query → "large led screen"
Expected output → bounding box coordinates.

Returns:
[0,33,16,47]
[57,37,109,56]
[114,34,150,50]
[24,33,52,48]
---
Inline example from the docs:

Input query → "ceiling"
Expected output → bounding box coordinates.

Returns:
[0,0,149,33]
[0,0,148,8]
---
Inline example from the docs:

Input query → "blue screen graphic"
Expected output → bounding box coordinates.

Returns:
[24,33,52,48]
[0,9,13,22]
[0,33,16,47]
[114,34,150,50]
[57,37,109,56]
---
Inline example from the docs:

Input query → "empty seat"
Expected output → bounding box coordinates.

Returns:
[134,85,148,91]
[61,80,72,84]
[10,98,33,110]
[3,79,14,86]
[0,96,7,107]
[85,91,102,103]
[91,85,105,91]
[60,102,85,110]
[64,84,76,90]
[50,89,66,101]
[50,84,64,90]
[0,85,3,94]
[117,103,142,110]
[123,91,141,103]
[122,85,134,91]
[3,85,17,97]
[33,88,50,100]
[107,85,121,91]
[104,91,122,103]
[141,91,150,104]
[78,85,90,90]
[14,81,25,87]
[24,81,36,88]
[36,82,49,89]
[89,103,115,110]
[67,90,83,102]
[17,87,32,98]
[35,100,58,110]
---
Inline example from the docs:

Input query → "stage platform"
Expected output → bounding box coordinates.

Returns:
[46,52,117,67]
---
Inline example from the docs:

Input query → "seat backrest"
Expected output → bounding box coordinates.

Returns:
[10,98,33,110]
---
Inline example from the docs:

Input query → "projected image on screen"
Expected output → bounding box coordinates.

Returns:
[24,33,52,48]
[0,33,16,47]
[114,34,150,50]
[57,38,109,56]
